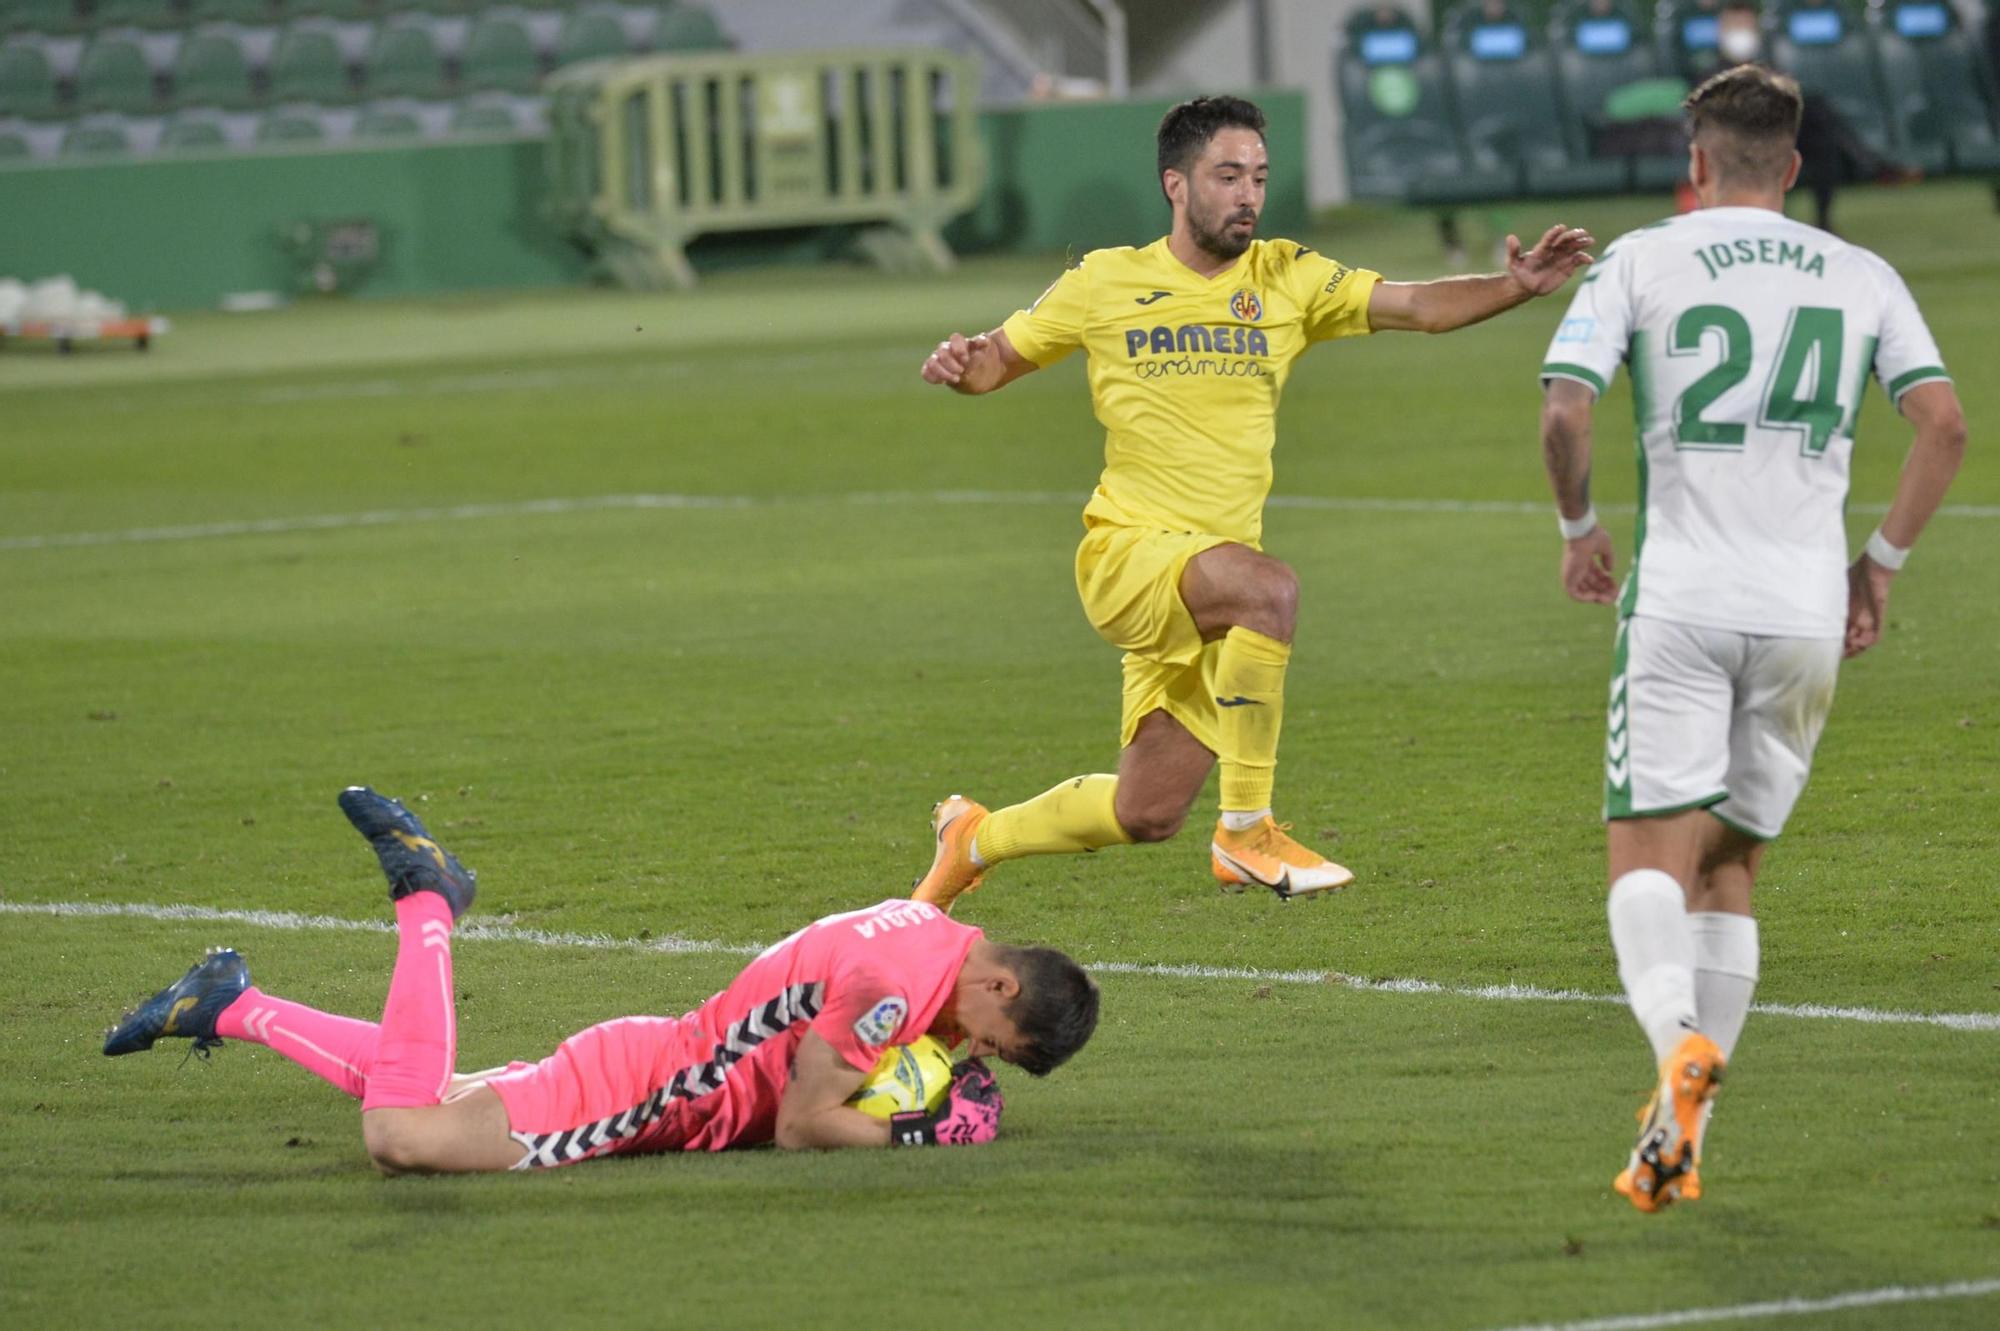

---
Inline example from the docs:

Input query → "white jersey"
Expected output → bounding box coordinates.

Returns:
[1541,207,1949,638]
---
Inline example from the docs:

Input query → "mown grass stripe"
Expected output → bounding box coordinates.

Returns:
[9,899,1994,1033]
[8,492,1996,553]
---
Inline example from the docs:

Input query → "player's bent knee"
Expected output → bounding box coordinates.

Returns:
[1117,805,1187,843]
[362,1109,434,1176]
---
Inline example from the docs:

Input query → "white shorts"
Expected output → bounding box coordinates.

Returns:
[1604,614,1841,839]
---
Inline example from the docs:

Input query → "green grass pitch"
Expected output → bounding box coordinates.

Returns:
[2,181,1996,1330]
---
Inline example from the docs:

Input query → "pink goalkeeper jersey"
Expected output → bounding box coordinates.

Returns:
[498,899,981,1166]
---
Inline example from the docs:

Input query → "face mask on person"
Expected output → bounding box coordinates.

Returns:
[1718,25,1763,62]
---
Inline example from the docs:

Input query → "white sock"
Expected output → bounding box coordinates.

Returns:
[1220,807,1271,832]
[1608,869,1700,1065]
[1691,911,1759,1061]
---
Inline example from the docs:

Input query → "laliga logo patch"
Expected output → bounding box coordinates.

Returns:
[1229,289,1263,322]
[853,996,908,1046]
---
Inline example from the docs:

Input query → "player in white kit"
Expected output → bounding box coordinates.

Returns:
[1536,66,1967,1212]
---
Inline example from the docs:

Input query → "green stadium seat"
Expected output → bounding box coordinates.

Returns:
[1768,0,1897,156]
[0,41,61,118]
[1442,0,1628,194]
[269,24,354,103]
[3,2,83,36]
[187,0,288,22]
[353,101,425,137]
[555,6,629,67]
[288,0,385,18]
[173,30,258,109]
[1871,0,2000,171]
[255,104,328,142]
[76,34,158,114]
[0,127,31,157]
[159,109,233,151]
[61,119,134,155]
[91,1,184,30]
[653,3,730,52]
[461,13,540,93]
[1552,0,1684,188]
[1335,6,1509,202]
[363,20,447,98]
[447,95,517,134]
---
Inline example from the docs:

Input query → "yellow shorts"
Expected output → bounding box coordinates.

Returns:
[1073,522,1235,753]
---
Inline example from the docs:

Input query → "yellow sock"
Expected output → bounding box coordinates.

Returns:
[1216,625,1290,812]
[973,774,1132,865]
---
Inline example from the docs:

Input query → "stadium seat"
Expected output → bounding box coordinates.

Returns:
[159,108,233,151]
[269,24,355,103]
[0,41,62,118]
[353,100,425,137]
[555,6,629,67]
[289,0,387,18]
[255,104,329,142]
[3,2,83,36]
[461,12,540,92]
[61,118,134,155]
[75,33,159,114]
[1334,6,1509,202]
[363,19,447,98]
[1441,0,1628,193]
[1767,0,1897,156]
[1551,0,1688,188]
[173,30,258,109]
[1870,0,2000,171]
[652,2,731,52]
[0,126,30,157]
[186,0,286,22]
[447,95,519,134]
[91,1,183,30]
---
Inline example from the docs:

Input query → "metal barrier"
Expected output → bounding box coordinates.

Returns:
[546,48,987,290]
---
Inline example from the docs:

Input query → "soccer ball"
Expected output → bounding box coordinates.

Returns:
[846,1034,954,1119]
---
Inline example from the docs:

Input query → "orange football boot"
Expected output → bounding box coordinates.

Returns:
[1613,1032,1725,1213]
[1211,816,1355,899]
[912,795,989,913]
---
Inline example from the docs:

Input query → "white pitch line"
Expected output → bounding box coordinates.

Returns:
[7,900,1995,1033]
[6,491,1993,554]
[1475,1275,2000,1331]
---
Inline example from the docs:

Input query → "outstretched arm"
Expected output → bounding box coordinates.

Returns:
[1845,380,1968,657]
[1369,224,1594,333]
[920,327,1039,395]
[1541,377,1617,605]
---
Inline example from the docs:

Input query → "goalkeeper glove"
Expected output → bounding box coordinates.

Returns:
[889,1058,1004,1146]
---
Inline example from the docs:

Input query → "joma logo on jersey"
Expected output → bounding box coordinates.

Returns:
[1229,289,1263,321]
[1125,324,1270,357]
[1693,237,1826,281]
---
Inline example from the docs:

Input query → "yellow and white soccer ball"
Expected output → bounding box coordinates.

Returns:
[846,1034,954,1119]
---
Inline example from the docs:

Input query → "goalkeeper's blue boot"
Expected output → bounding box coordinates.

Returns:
[338,785,478,920]
[103,948,250,1057]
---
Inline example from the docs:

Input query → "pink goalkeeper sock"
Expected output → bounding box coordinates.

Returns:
[218,987,379,1100]
[360,893,458,1111]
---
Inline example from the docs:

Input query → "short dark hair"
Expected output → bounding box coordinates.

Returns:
[1156,95,1267,194]
[1683,64,1803,184]
[996,943,1099,1077]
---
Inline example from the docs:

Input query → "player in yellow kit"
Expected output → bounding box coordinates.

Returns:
[914,95,1593,905]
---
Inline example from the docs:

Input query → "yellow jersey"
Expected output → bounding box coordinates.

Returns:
[1000,237,1380,548]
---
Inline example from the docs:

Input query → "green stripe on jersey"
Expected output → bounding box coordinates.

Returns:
[1604,619,1635,819]
[1541,362,1607,394]
[1886,365,1949,398]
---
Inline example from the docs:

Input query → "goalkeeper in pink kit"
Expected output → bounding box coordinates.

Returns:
[103,788,1099,1170]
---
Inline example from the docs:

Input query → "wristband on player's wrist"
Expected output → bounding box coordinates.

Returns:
[1864,528,1910,571]
[1557,506,1598,541]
